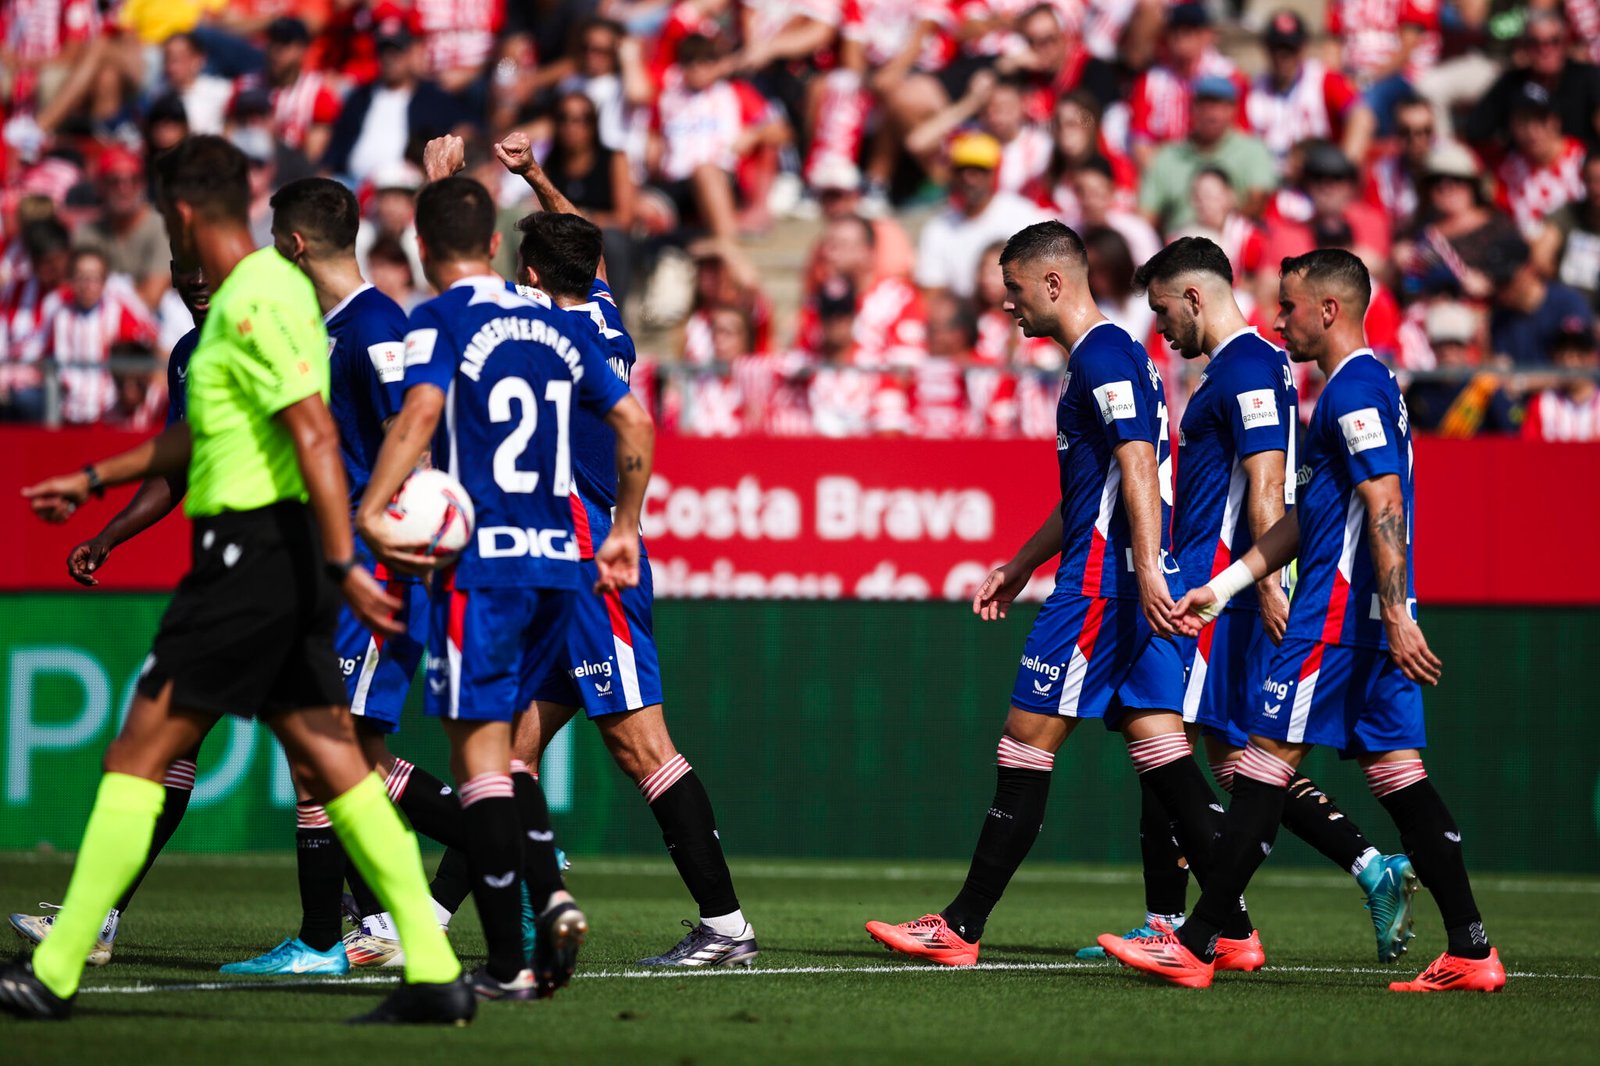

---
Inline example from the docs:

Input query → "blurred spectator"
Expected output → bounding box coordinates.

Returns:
[1139,76,1276,233]
[1127,3,1248,169]
[104,338,167,432]
[803,158,916,294]
[799,279,909,438]
[1396,141,1518,302]
[42,247,157,424]
[798,214,926,367]
[143,91,192,165]
[907,72,1051,195]
[541,90,640,302]
[161,32,235,135]
[227,88,316,185]
[1364,93,1437,233]
[1402,301,1518,436]
[1490,234,1595,364]
[228,126,278,248]
[1034,91,1137,223]
[1260,141,1390,271]
[0,218,72,421]
[914,131,1048,299]
[1083,226,1154,345]
[1521,329,1600,440]
[999,3,1118,121]
[412,0,508,98]
[366,234,426,312]
[1536,153,1600,313]
[1494,83,1587,240]
[322,12,469,183]
[1324,0,1440,100]
[682,247,773,366]
[1170,167,1264,283]
[557,18,655,163]
[1071,155,1162,267]
[356,162,427,292]
[1247,11,1372,171]
[234,16,342,163]
[1464,12,1600,152]
[73,147,170,313]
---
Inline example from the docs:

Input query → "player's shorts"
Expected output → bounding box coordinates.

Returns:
[336,553,430,735]
[424,576,575,723]
[1250,638,1426,756]
[1010,587,1185,727]
[530,557,664,718]
[138,501,345,717]
[1176,608,1272,750]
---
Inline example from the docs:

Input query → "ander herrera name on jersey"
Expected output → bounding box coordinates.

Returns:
[407,312,593,384]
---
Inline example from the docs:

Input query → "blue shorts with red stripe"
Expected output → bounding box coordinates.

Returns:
[1010,586,1185,727]
[529,555,663,718]
[423,574,575,723]
[1175,608,1271,750]
[335,552,429,734]
[1251,638,1426,756]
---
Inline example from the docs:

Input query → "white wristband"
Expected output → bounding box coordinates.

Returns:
[1200,560,1256,619]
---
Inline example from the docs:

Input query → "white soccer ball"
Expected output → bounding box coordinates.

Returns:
[381,468,475,560]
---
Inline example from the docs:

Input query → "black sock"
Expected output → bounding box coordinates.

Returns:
[346,863,381,920]
[391,762,468,850]
[115,784,192,912]
[942,764,1051,943]
[646,766,740,919]
[429,847,473,916]
[511,768,564,914]
[1137,755,1254,938]
[1378,778,1490,959]
[295,807,346,952]
[1177,776,1287,960]
[461,787,526,981]
[1282,774,1375,873]
[1138,777,1189,919]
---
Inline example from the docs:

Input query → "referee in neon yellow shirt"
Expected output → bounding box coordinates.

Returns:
[8,136,471,1026]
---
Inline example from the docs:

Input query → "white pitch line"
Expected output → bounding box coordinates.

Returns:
[77,961,1599,995]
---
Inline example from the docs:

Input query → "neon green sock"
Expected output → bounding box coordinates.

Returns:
[33,773,164,998]
[326,774,462,985]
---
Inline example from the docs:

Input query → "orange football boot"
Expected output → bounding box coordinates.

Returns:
[1213,930,1267,972]
[1098,931,1214,989]
[1389,949,1506,993]
[864,914,979,967]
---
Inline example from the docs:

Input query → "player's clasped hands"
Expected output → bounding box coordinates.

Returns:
[1167,587,1220,638]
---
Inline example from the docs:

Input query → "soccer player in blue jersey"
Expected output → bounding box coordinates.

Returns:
[1084,237,1420,965]
[356,176,655,999]
[865,221,1254,968]
[1105,249,1505,993]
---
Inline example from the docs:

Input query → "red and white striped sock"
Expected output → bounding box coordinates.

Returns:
[996,736,1055,771]
[1237,745,1297,788]
[163,758,197,791]
[383,758,414,803]
[510,759,537,780]
[458,772,515,808]
[1209,760,1237,794]
[1364,759,1428,798]
[296,802,331,829]
[640,754,692,803]
[1127,733,1191,775]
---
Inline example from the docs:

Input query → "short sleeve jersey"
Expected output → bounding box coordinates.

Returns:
[402,276,629,590]
[1173,328,1297,613]
[1055,320,1182,600]
[1287,350,1414,649]
[184,248,329,518]
[165,326,199,427]
[325,284,408,507]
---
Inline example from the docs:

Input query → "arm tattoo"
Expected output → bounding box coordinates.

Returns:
[623,454,643,472]
[1369,502,1410,608]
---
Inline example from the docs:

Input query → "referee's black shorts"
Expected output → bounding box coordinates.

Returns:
[137,500,347,717]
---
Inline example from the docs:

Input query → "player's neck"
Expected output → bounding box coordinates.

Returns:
[1202,309,1251,356]
[195,223,258,292]
[430,259,498,291]
[1316,335,1369,379]
[1055,301,1109,353]
[304,258,369,315]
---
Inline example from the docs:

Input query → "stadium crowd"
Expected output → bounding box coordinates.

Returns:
[3,0,1600,440]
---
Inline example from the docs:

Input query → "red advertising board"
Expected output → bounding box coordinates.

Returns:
[3,428,1597,604]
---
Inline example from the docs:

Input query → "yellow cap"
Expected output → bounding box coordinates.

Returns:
[948,131,1002,170]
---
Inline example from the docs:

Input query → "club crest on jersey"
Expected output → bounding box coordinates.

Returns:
[1338,407,1387,454]
[1237,388,1280,428]
[1058,370,1072,401]
[1092,380,1137,423]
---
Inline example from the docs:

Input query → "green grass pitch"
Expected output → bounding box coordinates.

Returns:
[3,852,1596,1065]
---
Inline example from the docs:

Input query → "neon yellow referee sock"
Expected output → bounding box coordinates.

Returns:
[33,773,165,998]
[325,774,462,985]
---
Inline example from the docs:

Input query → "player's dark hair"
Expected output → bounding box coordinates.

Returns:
[155,135,250,222]
[1280,248,1371,312]
[21,217,70,259]
[515,211,603,299]
[999,219,1087,273]
[270,176,360,254]
[415,177,497,261]
[1132,235,1234,292]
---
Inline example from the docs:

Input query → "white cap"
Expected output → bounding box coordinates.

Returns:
[809,156,861,192]
[370,160,424,192]
[1425,301,1476,344]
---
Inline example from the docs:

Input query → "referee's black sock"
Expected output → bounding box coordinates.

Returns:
[114,758,197,913]
[386,759,468,850]
[1371,765,1491,959]
[429,847,472,916]
[643,758,741,920]
[1137,777,1190,920]
[1178,774,1288,961]
[942,737,1054,943]
[295,804,345,953]
[511,761,565,914]
[1282,774,1377,874]
[459,773,527,981]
